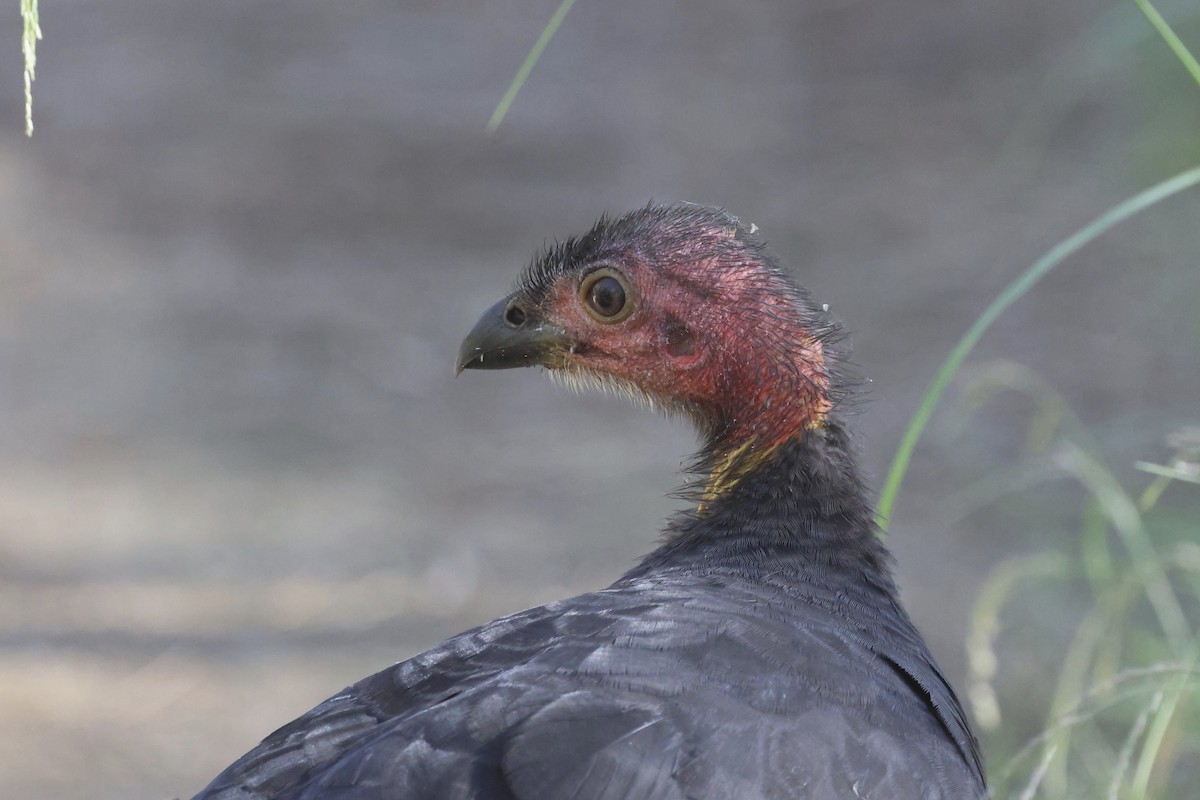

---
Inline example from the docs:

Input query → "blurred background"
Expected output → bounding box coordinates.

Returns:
[1,1,1198,798]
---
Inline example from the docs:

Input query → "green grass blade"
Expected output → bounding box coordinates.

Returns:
[1055,443,1190,656]
[966,553,1071,731]
[22,0,42,137]
[1132,0,1200,90]
[487,0,578,133]
[876,165,1200,531]
[1135,460,1200,485]
[1107,691,1159,800]
[1129,680,1187,798]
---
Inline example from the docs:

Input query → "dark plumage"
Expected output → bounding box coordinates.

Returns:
[193,204,986,799]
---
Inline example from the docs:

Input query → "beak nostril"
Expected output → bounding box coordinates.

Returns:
[503,300,528,329]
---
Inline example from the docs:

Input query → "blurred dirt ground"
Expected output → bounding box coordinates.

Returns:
[1,2,1198,798]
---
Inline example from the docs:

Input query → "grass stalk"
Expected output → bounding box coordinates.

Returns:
[487,0,578,133]
[1055,444,1190,655]
[876,165,1200,531]
[21,0,41,136]
[1132,0,1200,90]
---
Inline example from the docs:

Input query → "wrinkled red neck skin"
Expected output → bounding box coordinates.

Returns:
[546,244,832,460]
[678,288,831,459]
[701,331,831,457]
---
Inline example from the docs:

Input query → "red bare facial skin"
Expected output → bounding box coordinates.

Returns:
[536,226,832,461]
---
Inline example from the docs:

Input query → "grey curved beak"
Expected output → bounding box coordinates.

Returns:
[456,296,573,375]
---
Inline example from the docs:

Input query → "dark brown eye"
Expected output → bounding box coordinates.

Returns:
[579,268,635,323]
[589,277,624,315]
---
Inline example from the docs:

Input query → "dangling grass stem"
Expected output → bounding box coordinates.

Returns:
[487,0,578,133]
[1132,0,1200,90]
[876,165,1200,531]
[21,0,42,137]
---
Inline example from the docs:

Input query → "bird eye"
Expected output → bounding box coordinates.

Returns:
[579,268,635,323]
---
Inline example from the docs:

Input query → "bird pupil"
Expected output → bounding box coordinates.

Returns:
[590,277,624,316]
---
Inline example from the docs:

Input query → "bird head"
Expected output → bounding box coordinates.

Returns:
[457,204,839,467]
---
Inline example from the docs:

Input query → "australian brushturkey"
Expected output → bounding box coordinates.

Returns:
[193,204,986,799]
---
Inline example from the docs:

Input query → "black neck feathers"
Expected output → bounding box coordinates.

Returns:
[624,417,895,597]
